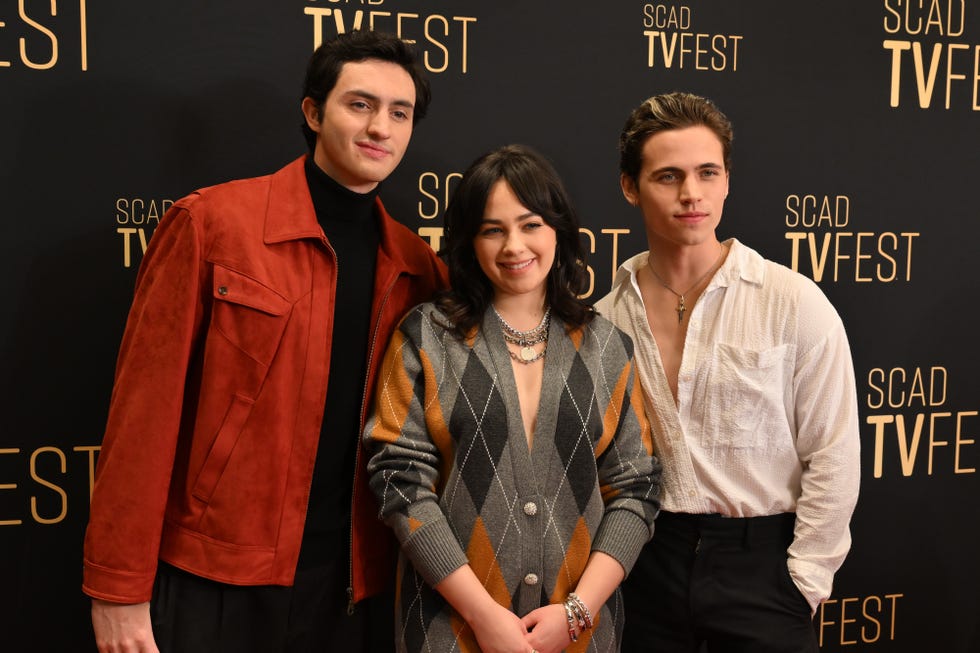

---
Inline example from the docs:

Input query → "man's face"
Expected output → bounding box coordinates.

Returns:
[621,125,729,250]
[303,59,416,193]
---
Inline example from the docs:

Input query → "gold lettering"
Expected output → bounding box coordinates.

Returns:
[423,15,449,73]
[19,0,58,70]
[896,412,925,475]
[417,172,440,220]
[839,597,859,645]
[867,368,885,410]
[817,598,836,647]
[927,411,951,474]
[579,229,597,299]
[954,411,977,473]
[601,228,630,292]
[885,594,902,639]
[305,10,474,74]
[417,227,442,252]
[643,30,741,71]
[912,41,943,108]
[854,232,874,281]
[945,43,969,108]
[884,38,980,110]
[0,21,9,67]
[818,593,903,646]
[884,39,912,107]
[975,44,980,110]
[0,448,23,526]
[454,16,474,74]
[883,0,902,34]
[395,12,418,45]
[876,232,898,281]
[832,232,853,281]
[861,595,883,643]
[73,445,100,499]
[883,0,965,36]
[79,0,87,70]
[30,447,68,524]
[785,231,917,281]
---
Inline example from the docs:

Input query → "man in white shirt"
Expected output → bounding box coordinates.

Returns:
[594,92,860,652]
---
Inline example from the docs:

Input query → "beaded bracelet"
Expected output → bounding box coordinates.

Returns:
[567,592,594,630]
[561,592,595,644]
[562,601,578,642]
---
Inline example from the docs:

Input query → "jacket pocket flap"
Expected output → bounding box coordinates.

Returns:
[213,265,291,316]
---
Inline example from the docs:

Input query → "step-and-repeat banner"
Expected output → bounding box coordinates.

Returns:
[2,1,978,650]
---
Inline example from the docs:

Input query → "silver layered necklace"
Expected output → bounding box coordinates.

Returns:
[493,306,551,364]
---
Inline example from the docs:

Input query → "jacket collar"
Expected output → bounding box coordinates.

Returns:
[263,155,325,245]
[263,155,436,276]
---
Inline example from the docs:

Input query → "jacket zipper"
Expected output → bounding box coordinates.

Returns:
[347,276,398,615]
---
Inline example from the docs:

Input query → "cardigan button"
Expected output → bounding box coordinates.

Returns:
[523,573,539,586]
[523,502,538,516]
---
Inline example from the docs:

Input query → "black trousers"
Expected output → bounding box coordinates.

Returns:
[622,511,818,653]
[150,559,394,653]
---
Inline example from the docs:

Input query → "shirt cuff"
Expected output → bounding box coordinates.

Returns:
[787,556,833,614]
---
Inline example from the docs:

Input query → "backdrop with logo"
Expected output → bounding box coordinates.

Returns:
[2,1,978,650]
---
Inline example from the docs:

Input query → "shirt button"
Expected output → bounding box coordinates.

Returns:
[217,286,229,296]
[523,573,539,586]
[523,502,538,516]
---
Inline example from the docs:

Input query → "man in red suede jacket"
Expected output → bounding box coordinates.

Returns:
[83,30,447,653]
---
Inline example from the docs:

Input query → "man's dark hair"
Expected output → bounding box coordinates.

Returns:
[301,30,432,150]
[619,91,733,183]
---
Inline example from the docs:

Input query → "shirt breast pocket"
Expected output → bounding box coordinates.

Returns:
[211,264,292,368]
[699,343,793,449]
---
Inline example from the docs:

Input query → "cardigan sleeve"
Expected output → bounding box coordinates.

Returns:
[363,310,469,587]
[591,340,662,575]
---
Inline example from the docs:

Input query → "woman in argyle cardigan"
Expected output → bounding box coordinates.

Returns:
[365,145,661,653]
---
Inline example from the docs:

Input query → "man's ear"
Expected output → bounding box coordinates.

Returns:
[620,173,639,206]
[301,97,322,132]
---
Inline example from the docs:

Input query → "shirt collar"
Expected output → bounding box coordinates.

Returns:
[611,237,766,297]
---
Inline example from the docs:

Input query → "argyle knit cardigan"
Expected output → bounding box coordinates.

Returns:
[364,303,662,653]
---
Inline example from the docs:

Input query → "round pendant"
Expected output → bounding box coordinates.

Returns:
[520,346,537,361]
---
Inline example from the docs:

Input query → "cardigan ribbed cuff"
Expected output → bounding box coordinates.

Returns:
[591,508,654,576]
[402,517,469,588]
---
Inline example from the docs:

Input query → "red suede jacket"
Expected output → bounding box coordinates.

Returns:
[83,156,448,604]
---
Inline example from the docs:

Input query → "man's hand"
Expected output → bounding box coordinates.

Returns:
[91,599,160,653]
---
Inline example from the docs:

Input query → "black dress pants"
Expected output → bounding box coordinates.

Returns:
[622,511,818,653]
[150,559,394,653]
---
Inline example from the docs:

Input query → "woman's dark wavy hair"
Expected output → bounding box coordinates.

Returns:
[435,144,594,339]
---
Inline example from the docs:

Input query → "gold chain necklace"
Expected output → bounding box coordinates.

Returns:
[647,244,725,323]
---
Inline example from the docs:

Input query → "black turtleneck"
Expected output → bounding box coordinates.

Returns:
[299,157,380,569]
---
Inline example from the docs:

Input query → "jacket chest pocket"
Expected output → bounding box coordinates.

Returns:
[210,264,293,368]
[191,266,294,505]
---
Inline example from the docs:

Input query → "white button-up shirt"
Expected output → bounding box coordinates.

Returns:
[595,238,860,609]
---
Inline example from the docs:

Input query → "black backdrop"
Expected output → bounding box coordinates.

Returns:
[2,1,978,650]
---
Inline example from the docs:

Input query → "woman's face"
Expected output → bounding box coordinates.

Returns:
[472,179,556,304]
